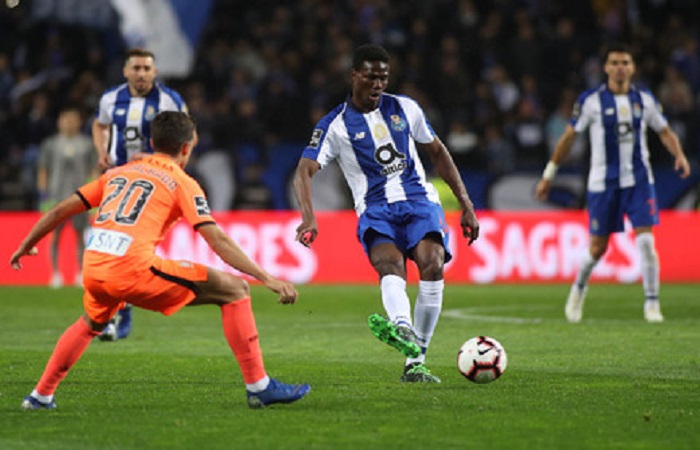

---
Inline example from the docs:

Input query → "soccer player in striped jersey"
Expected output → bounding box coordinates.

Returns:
[294,44,480,383]
[536,43,691,323]
[91,48,187,340]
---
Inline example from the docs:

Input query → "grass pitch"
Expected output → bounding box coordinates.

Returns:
[1,284,698,450]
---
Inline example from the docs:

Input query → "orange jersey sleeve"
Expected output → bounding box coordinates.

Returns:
[77,176,106,209]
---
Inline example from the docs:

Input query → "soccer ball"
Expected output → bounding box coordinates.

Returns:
[457,336,508,383]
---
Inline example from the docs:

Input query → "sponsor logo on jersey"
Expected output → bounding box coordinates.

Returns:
[389,115,406,131]
[115,108,126,116]
[309,128,323,148]
[353,131,366,140]
[604,108,615,115]
[375,143,407,176]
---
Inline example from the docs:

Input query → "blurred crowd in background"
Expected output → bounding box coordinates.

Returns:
[1,0,699,211]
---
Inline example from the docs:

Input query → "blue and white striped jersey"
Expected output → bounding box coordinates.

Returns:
[301,93,440,215]
[570,83,668,192]
[95,82,187,166]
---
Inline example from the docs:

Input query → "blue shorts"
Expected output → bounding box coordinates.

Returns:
[357,200,452,263]
[587,182,659,236]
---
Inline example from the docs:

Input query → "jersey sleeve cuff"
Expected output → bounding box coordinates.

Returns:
[75,190,92,210]
[193,220,216,231]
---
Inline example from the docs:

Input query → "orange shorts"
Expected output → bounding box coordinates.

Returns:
[82,258,209,323]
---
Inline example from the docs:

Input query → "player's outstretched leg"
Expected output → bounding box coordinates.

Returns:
[247,378,311,408]
[22,316,100,411]
[368,313,421,358]
[220,296,310,408]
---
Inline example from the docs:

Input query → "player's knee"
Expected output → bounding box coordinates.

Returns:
[372,258,405,278]
[417,259,444,281]
[223,274,250,301]
[589,241,608,259]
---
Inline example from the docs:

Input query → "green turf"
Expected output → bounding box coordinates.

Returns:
[1,284,698,450]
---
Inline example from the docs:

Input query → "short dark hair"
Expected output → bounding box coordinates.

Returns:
[150,111,195,156]
[125,48,156,65]
[603,43,634,63]
[352,44,389,70]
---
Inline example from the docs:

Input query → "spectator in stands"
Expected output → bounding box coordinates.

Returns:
[37,107,95,288]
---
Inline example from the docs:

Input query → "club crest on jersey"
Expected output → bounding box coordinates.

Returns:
[389,115,407,131]
[145,105,157,121]
[194,196,211,216]
[309,128,323,148]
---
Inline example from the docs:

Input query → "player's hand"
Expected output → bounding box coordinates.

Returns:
[535,178,551,201]
[98,153,113,172]
[295,222,318,248]
[460,208,480,245]
[10,246,38,270]
[264,278,299,305]
[675,154,691,179]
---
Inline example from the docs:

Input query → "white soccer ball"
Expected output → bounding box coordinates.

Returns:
[457,336,508,383]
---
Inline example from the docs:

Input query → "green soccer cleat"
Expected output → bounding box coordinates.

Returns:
[401,362,441,383]
[368,313,421,358]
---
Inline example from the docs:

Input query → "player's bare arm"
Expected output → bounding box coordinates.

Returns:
[422,138,480,244]
[657,127,691,178]
[91,120,112,171]
[535,124,578,201]
[197,223,298,304]
[293,157,321,247]
[10,194,87,269]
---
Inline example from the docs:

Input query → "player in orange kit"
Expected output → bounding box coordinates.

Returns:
[10,111,310,410]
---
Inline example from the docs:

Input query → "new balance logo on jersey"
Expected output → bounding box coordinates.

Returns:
[353,132,366,140]
[194,196,211,216]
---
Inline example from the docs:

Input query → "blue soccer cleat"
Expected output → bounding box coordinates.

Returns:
[116,304,133,339]
[21,395,57,410]
[246,378,311,409]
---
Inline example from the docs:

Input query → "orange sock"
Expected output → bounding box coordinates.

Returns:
[221,298,266,384]
[36,317,100,396]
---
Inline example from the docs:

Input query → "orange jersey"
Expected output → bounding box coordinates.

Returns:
[77,154,214,281]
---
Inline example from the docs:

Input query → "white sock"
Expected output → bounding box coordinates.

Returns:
[380,275,412,328]
[406,279,444,365]
[636,233,659,301]
[573,250,598,291]
[31,389,53,404]
[246,375,270,393]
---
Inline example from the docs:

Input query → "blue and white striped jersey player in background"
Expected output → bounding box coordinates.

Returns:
[536,43,691,324]
[294,44,480,383]
[91,48,188,341]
